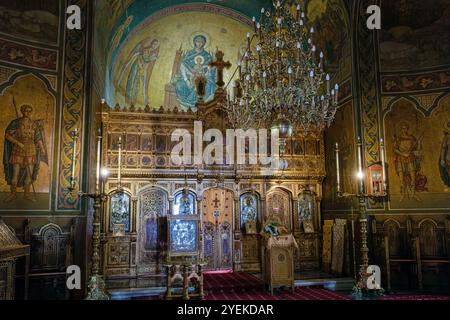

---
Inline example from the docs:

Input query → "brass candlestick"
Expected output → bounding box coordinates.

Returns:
[79,126,110,300]
[335,138,386,297]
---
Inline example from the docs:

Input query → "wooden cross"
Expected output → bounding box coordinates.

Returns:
[209,50,231,88]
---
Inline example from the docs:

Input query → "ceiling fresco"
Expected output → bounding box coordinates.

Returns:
[94,0,351,109]
[380,0,450,70]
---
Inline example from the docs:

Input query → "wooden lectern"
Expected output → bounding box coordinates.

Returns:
[262,234,298,294]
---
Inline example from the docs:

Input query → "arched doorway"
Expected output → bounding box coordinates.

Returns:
[201,188,234,271]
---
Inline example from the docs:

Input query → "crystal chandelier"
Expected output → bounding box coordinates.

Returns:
[226,0,339,133]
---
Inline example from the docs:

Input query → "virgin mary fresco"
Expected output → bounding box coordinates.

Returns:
[173,34,216,109]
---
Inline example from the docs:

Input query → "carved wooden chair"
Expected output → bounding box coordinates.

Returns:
[28,220,75,299]
[382,219,421,291]
[416,219,450,291]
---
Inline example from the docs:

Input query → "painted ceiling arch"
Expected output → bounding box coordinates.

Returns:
[95,0,352,109]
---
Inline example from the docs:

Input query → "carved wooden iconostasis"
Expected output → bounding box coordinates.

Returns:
[98,91,326,287]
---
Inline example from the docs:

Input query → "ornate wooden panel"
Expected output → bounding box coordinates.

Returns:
[31,223,70,271]
[137,187,168,274]
[201,188,233,270]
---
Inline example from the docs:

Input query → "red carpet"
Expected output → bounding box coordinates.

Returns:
[202,271,349,300]
[132,271,350,300]
[378,295,450,300]
[203,272,264,293]
[206,287,350,300]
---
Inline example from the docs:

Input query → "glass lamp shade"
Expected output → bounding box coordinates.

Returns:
[271,114,293,139]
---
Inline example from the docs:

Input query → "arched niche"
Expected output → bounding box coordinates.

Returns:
[265,188,292,233]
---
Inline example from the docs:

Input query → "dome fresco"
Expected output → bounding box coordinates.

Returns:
[95,0,351,109]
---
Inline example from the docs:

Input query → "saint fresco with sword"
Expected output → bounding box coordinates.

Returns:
[3,96,48,202]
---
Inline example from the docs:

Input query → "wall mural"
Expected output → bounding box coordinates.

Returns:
[0,39,57,71]
[0,0,59,44]
[384,97,450,209]
[322,101,357,211]
[305,0,351,78]
[110,10,251,110]
[380,0,450,71]
[0,74,54,210]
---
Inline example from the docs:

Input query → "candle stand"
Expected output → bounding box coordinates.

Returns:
[335,137,387,299]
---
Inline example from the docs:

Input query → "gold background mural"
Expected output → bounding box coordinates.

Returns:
[323,101,357,210]
[112,11,251,109]
[0,74,54,209]
[384,97,450,209]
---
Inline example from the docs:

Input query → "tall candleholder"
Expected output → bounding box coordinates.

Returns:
[78,126,110,300]
[69,128,79,191]
[335,138,387,298]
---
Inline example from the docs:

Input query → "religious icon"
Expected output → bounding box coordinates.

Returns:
[171,33,217,109]
[439,121,450,187]
[126,134,138,151]
[141,155,152,166]
[393,122,428,201]
[126,156,137,166]
[293,138,304,155]
[110,134,122,150]
[110,192,130,232]
[170,220,197,252]
[145,218,158,251]
[141,135,152,151]
[116,38,160,106]
[173,189,195,215]
[261,209,288,239]
[240,194,258,234]
[298,191,315,233]
[156,135,166,153]
[3,103,48,202]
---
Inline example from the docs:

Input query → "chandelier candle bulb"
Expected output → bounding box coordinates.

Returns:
[326,74,330,94]
[288,66,293,85]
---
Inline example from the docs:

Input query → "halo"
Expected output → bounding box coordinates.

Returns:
[189,31,211,49]
[194,55,205,64]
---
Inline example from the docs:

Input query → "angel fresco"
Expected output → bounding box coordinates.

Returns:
[3,103,47,202]
[116,38,160,106]
[171,34,216,109]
